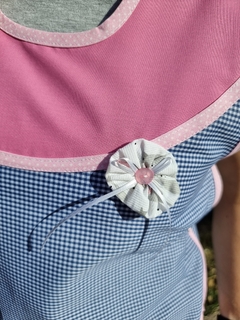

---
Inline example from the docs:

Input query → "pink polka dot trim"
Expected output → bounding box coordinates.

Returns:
[0,0,140,47]
[153,79,240,149]
[0,152,111,172]
[0,78,239,172]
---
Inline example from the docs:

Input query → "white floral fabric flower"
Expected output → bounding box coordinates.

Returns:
[106,139,180,219]
[42,139,180,249]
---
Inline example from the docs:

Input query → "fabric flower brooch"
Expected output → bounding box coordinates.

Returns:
[106,139,180,219]
[42,139,180,249]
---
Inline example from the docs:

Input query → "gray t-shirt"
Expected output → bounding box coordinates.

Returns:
[0,0,121,32]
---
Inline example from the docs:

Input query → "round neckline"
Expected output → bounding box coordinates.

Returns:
[0,0,140,47]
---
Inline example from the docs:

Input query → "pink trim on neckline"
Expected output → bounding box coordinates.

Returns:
[0,0,140,47]
[0,78,239,172]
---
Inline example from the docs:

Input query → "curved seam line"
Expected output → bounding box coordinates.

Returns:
[0,0,140,48]
[0,79,239,172]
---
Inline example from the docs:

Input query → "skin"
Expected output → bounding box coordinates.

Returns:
[213,150,240,320]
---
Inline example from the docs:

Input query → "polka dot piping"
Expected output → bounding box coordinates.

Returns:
[0,0,140,48]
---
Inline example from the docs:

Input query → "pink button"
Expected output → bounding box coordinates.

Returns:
[135,168,154,185]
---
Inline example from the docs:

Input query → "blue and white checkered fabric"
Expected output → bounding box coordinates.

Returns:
[0,100,240,319]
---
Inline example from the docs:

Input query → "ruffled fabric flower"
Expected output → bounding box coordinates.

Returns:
[106,139,180,219]
[42,139,180,249]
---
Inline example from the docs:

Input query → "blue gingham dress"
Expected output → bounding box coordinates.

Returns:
[1,101,240,319]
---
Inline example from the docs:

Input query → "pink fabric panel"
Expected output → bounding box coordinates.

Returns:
[0,0,240,159]
[0,78,238,172]
[211,165,223,207]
